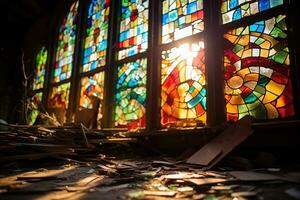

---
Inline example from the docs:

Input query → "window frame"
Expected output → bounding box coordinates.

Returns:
[37,0,299,131]
[220,0,300,123]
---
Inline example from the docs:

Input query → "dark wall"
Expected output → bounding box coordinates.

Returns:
[0,23,24,122]
[0,1,65,123]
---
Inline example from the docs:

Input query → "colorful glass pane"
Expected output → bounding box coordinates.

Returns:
[161,41,206,127]
[80,72,105,121]
[48,83,71,109]
[162,0,204,44]
[53,1,79,82]
[82,0,110,72]
[28,92,43,125]
[115,59,147,130]
[118,0,149,60]
[221,0,284,24]
[33,47,47,90]
[224,15,294,121]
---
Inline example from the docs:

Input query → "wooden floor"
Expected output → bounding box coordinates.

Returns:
[1,122,300,199]
[1,153,300,200]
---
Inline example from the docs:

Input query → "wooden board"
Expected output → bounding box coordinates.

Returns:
[186,116,253,168]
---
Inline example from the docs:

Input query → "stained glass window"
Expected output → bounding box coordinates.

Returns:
[48,83,71,109]
[118,0,149,60]
[115,59,147,130]
[221,0,284,24]
[53,1,79,82]
[33,47,47,90]
[161,41,206,127]
[80,72,105,120]
[162,0,204,44]
[28,92,43,125]
[224,15,294,121]
[82,0,110,72]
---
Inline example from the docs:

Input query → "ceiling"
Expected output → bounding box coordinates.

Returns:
[0,0,60,46]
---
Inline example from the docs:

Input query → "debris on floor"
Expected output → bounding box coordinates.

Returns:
[0,120,300,200]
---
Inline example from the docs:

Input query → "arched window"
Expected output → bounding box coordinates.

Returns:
[78,0,110,128]
[82,0,110,72]
[33,47,47,90]
[118,0,149,59]
[223,1,295,121]
[160,0,207,128]
[48,1,79,123]
[161,0,204,44]
[29,47,48,125]
[114,58,147,130]
[221,0,284,24]
[53,1,78,82]
[114,0,149,130]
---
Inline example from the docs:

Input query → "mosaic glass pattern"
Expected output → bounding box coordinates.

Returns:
[28,92,43,125]
[162,0,204,44]
[118,0,149,60]
[48,83,71,109]
[221,0,284,24]
[224,15,294,121]
[82,0,110,72]
[53,1,79,82]
[115,59,147,130]
[33,47,47,90]
[161,41,206,127]
[79,72,105,120]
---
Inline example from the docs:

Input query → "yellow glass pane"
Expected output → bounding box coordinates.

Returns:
[260,49,269,57]
[178,108,188,119]
[237,68,250,78]
[242,49,252,58]
[187,109,197,119]
[265,103,279,119]
[224,34,238,44]
[266,80,285,95]
[230,95,245,105]
[260,41,271,49]
[285,54,290,65]
[244,73,259,82]
[239,35,249,46]
[197,112,206,122]
[178,83,189,95]
[226,103,238,114]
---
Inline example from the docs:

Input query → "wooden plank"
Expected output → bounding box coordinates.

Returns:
[186,178,229,186]
[186,116,253,168]
[143,190,176,197]
[229,171,284,181]
[0,152,63,162]
[89,138,137,144]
